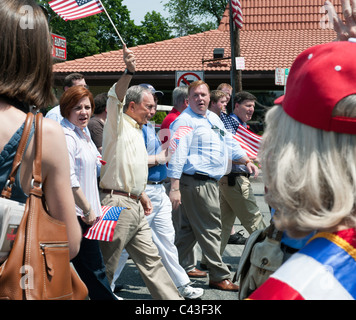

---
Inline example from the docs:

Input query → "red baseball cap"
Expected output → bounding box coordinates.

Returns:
[274,41,356,135]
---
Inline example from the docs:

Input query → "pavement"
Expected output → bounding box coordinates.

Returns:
[112,172,271,302]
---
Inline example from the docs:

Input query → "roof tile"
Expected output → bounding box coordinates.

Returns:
[54,1,342,74]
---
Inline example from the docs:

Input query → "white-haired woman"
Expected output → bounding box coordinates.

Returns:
[249,39,356,300]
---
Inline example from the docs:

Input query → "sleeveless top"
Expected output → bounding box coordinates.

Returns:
[0,121,35,203]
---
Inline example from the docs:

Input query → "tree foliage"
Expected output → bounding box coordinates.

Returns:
[38,0,227,61]
[138,11,174,45]
[164,0,228,36]
[38,0,172,60]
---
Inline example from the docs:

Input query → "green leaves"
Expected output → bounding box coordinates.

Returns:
[38,0,227,60]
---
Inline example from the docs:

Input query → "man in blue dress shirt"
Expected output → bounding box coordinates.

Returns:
[167,81,258,291]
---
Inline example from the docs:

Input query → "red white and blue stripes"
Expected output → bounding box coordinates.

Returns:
[249,230,356,300]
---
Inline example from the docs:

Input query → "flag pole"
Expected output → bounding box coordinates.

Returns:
[229,0,236,114]
[98,0,126,46]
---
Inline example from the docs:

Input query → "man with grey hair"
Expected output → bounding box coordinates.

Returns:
[160,86,189,145]
[99,45,182,300]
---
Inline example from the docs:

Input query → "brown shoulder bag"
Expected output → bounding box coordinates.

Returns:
[0,112,88,300]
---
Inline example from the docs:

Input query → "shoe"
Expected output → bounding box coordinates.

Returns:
[228,230,247,245]
[113,293,124,300]
[186,268,207,278]
[178,284,204,299]
[209,279,239,291]
[113,284,124,293]
[200,263,208,270]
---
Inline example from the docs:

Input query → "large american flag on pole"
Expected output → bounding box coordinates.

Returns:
[84,206,125,241]
[231,0,243,29]
[49,0,104,21]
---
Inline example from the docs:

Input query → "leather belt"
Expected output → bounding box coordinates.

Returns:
[147,180,164,185]
[226,172,251,178]
[101,189,142,200]
[224,172,250,186]
[183,172,217,183]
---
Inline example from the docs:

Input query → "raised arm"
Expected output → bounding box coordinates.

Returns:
[115,45,136,102]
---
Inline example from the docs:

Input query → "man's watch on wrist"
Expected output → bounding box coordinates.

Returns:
[124,68,135,76]
[244,159,252,166]
[83,206,91,217]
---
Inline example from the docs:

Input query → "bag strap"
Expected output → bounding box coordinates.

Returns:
[1,113,35,199]
[29,113,43,198]
[266,219,283,242]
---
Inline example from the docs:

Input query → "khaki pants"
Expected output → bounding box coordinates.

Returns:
[219,175,266,254]
[176,175,231,282]
[99,192,182,300]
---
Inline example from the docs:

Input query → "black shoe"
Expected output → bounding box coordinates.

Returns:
[228,230,247,245]
[200,263,208,270]
[113,284,124,293]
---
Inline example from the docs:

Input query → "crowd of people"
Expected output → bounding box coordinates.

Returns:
[0,0,356,301]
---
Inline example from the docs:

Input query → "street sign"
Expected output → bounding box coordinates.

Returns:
[176,71,204,87]
[275,68,289,86]
[235,57,245,70]
[51,33,67,61]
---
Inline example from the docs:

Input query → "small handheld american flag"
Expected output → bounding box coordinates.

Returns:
[49,0,104,21]
[84,206,125,242]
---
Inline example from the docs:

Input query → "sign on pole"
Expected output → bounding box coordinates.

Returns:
[275,68,289,86]
[51,33,67,61]
[176,71,204,87]
[235,57,245,70]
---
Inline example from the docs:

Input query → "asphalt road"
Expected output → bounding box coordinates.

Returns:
[112,173,271,302]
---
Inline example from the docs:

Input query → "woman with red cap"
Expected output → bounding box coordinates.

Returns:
[249,0,356,300]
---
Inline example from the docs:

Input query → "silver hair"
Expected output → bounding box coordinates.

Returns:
[123,85,152,112]
[172,86,188,107]
[259,95,356,238]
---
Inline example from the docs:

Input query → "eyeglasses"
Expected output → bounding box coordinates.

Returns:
[211,125,225,137]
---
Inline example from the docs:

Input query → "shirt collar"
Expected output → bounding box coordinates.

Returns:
[170,108,181,115]
[187,105,211,118]
[61,118,90,140]
[231,113,246,126]
[123,113,141,129]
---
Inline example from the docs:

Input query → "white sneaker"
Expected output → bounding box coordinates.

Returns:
[178,284,204,299]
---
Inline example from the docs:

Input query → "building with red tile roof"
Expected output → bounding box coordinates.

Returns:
[53,1,342,106]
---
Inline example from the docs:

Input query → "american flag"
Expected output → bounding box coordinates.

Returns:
[169,126,194,152]
[220,112,261,160]
[233,124,261,159]
[49,0,104,21]
[83,206,125,241]
[231,0,243,29]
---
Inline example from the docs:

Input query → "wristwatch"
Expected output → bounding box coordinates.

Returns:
[83,206,91,217]
[124,68,135,76]
[244,159,252,166]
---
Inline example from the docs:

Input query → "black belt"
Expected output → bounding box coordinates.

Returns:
[147,180,164,185]
[101,189,141,200]
[183,172,217,183]
[227,172,251,178]
[225,172,250,186]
